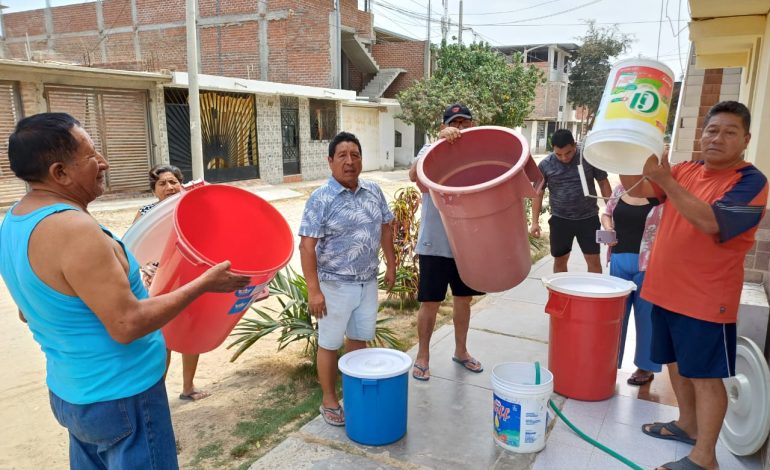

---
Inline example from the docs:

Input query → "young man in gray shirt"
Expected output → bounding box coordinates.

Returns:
[529,129,612,273]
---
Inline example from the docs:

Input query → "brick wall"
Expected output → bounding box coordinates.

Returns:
[672,64,741,163]
[341,0,373,39]
[346,56,365,92]
[103,0,133,28]
[1,0,374,87]
[371,40,425,98]
[52,3,98,33]
[745,214,770,284]
[4,9,46,37]
[528,62,550,119]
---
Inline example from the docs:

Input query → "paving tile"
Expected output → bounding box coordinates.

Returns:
[531,440,591,470]
[250,436,404,470]
[470,300,550,343]
[546,412,603,452]
[587,450,642,470]
[605,394,663,429]
[716,441,762,470]
[498,278,549,305]
[559,398,611,423]
[597,420,677,468]
[427,328,549,390]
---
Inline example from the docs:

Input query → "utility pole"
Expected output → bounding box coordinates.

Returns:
[424,0,431,78]
[0,3,7,60]
[186,0,204,180]
[441,0,448,43]
[458,0,463,44]
[335,0,341,89]
[656,0,664,60]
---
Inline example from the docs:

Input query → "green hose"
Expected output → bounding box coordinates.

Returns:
[534,362,644,470]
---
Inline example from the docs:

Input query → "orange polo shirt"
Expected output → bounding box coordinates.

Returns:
[642,161,768,323]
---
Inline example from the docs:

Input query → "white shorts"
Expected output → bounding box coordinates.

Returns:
[317,279,378,350]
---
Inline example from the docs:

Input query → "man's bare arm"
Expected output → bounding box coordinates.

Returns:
[57,214,249,343]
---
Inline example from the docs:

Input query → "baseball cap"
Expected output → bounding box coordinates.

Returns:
[443,104,472,124]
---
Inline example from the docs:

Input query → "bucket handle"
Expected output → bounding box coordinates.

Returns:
[544,289,570,319]
[519,155,545,198]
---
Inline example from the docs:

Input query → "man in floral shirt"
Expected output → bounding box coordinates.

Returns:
[299,131,396,426]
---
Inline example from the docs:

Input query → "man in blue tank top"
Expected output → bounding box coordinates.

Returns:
[0,113,251,469]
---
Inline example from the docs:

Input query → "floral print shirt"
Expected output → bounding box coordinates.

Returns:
[299,177,394,283]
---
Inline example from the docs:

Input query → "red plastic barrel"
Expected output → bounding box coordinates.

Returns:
[542,273,635,401]
[415,126,544,293]
[149,184,294,354]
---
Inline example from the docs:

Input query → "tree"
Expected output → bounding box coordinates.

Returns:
[568,21,633,129]
[397,42,544,137]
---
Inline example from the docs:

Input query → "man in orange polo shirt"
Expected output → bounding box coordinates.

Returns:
[621,101,768,470]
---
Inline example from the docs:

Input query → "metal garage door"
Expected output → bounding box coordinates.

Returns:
[0,81,27,205]
[45,86,152,192]
[340,105,380,172]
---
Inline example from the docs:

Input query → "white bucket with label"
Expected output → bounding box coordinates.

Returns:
[492,362,553,453]
[583,58,675,175]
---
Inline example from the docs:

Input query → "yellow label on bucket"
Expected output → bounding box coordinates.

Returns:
[604,66,673,133]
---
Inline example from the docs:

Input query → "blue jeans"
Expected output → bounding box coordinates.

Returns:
[610,252,661,373]
[49,379,179,470]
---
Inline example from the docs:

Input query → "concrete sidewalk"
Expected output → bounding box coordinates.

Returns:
[251,250,762,470]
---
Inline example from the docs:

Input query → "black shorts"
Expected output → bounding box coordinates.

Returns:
[417,255,484,302]
[548,215,601,258]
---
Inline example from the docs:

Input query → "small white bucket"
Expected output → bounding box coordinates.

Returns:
[583,58,675,175]
[492,362,553,453]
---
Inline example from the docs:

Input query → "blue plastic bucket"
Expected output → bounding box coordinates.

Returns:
[338,348,412,445]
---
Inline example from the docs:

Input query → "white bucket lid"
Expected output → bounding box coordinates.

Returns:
[541,272,636,298]
[338,348,412,380]
[719,336,770,456]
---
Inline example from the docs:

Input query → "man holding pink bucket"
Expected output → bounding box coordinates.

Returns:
[0,113,251,469]
[299,131,396,427]
[621,102,768,470]
[408,104,485,381]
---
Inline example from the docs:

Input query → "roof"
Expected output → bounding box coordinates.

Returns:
[170,72,356,100]
[0,58,172,82]
[374,27,420,43]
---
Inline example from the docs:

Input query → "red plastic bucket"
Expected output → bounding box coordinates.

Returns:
[149,184,294,354]
[416,126,544,293]
[542,273,635,401]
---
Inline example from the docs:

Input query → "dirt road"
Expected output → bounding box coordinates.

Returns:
[0,170,412,469]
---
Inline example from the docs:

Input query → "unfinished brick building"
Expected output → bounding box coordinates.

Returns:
[0,0,426,100]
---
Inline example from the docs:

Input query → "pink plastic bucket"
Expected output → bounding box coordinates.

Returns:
[149,184,294,354]
[416,126,544,292]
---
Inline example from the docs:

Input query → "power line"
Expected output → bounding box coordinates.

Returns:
[460,0,567,16]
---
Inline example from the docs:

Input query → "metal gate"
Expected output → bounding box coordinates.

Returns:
[280,96,300,176]
[45,86,152,192]
[164,88,259,183]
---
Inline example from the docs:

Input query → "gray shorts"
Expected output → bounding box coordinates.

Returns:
[317,279,378,350]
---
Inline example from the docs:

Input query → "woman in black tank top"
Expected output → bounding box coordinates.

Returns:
[600,185,661,386]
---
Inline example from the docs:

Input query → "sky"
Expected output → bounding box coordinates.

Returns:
[370,0,692,79]
[1,0,692,79]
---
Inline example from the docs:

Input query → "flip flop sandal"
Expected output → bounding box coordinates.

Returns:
[659,456,707,470]
[641,421,696,445]
[319,405,345,426]
[452,356,484,373]
[627,372,654,386]
[179,390,211,401]
[412,364,430,381]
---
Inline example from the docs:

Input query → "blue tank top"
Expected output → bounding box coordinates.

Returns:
[0,203,166,404]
